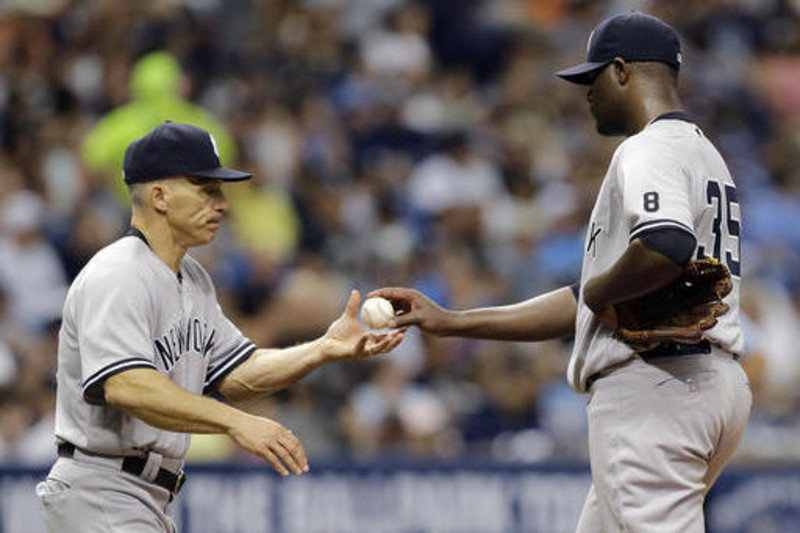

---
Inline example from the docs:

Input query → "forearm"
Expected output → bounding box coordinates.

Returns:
[105,369,247,434]
[218,340,328,402]
[583,240,682,314]
[440,286,577,341]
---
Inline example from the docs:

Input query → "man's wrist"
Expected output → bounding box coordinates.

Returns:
[441,310,471,337]
[311,336,340,363]
[222,408,244,434]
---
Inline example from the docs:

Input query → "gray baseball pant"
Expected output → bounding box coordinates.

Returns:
[37,455,177,532]
[575,349,751,532]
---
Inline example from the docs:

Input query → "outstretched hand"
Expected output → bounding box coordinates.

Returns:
[367,287,451,334]
[323,290,406,360]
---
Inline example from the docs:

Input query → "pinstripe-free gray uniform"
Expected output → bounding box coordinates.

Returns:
[37,232,255,531]
[571,116,751,532]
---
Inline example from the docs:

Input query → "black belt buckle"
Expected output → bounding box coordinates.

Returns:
[57,442,76,457]
[121,455,186,496]
[173,471,187,495]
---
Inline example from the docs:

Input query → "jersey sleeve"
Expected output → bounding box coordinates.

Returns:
[620,144,696,243]
[203,301,257,394]
[77,271,157,405]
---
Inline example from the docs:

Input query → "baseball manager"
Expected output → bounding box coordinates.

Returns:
[36,121,405,532]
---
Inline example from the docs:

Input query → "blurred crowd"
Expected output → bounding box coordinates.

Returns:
[1,0,800,467]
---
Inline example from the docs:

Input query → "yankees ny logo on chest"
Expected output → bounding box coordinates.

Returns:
[153,316,216,371]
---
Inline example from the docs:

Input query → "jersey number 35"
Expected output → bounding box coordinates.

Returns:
[698,180,741,277]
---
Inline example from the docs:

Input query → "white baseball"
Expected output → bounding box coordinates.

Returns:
[360,297,395,329]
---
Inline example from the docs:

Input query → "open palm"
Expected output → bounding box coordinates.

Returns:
[323,290,405,360]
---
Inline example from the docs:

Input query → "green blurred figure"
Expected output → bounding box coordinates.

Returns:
[82,52,237,203]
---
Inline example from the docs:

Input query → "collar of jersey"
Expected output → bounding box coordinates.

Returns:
[649,110,694,126]
[125,226,150,247]
[124,226,183,283]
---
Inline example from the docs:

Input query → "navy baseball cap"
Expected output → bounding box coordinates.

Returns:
[556,11,682,85]
[122,121,251,184]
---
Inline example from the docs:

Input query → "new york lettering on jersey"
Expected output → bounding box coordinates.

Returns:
[153,316,216,371]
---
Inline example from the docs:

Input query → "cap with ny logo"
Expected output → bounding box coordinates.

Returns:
[122,121,251,184]
[556,11,682,85]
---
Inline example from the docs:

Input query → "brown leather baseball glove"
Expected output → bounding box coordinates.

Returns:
[614,257,733,351]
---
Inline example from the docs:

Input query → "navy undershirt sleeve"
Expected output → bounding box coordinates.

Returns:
[636,227,697,265]
[570,282,580,300]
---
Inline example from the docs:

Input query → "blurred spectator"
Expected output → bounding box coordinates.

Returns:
[0,340,16,389]
[10,320,58,466]
[460,347,542,453]
[245,103,302,190]
[0,391,33,462]
[223,176,302,314]
[81,51,237,203]
[0,0,798,467]
[407,131,506,248]
[0,190,67,334]
[360,3,432,87]
[740,278,800,419]
[400,68,487,135]
[341,359,454,458]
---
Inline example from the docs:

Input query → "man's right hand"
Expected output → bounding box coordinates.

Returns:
[367,288,452,334]
[227,414,308,476]
[105,368,309,476]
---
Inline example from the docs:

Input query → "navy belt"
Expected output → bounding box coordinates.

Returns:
[587,340,720,390]
[57,442,186,496]
[638,339,711,362]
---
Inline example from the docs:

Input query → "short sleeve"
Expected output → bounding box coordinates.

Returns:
[202,302,257,393]
[78,272,157,405]
[620,146,695,243]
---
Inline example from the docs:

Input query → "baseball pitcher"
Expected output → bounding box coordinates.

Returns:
[373,12,750,533]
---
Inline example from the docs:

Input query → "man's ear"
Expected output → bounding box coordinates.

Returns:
[150,182,169,214]
[612,57,631,85]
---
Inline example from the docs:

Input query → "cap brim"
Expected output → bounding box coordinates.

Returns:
[555,61,610,85]
[186,167,252,181]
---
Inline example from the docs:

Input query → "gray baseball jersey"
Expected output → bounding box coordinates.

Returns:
[54,232,256,458]
[569,115,743,392]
